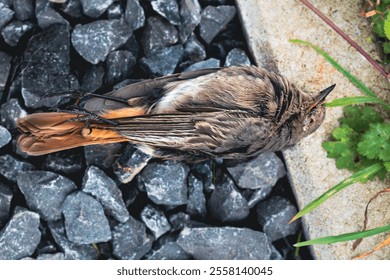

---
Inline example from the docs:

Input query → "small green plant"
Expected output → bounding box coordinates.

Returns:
[289,40,390,258]
[363,0,390,63]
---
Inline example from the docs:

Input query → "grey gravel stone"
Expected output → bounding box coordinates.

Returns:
[0,210,41,260]
[208,175,249,222]
[72,19,133,64]
[60,0,83,19]
[256,196,300,241]
[150,0,180,26]
[17,171,77,222]
[106,50,136,84]
[199,5,236,44]
[84,142,122,170]
[140,45,184,76]
[0,154,34,182]
[141,16,178,57]
[225,48,251,66]
[144,235,192,260]
[124,0,145,32]
[48,220,98,260]
[0,125,11,148]
[81,65,105,93]
[113,145,151,184]
[184,58,220,72]
[45,151,84,175]
[0,98,27,129]
[140,204,171,239]
[179,0,201,42]
[35,0,69,29]
[227,153,285,191]
[186,173,206,218]
[107,2,122,19]
[177,227,273,260]
[184,33,206,62]
[80,0,114,18]
[2,20,34,47]
[112,215,153,260]
[82,166,129,223]
[21,25,79,109]
[0,51,11,92]
[0,3,14,30]
[0,182,12,228]
[62,192,111,244]
[36,252,65,260]
[140,160,188,206]
[190,160,215,192]
[13,0,34,20]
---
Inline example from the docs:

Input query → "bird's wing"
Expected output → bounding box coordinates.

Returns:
[105,110,268,159]
[83,68,221,113]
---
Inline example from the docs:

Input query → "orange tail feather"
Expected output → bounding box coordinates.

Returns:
[17,112,130,156]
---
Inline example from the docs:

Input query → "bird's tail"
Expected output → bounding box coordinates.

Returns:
[17,112,129,156]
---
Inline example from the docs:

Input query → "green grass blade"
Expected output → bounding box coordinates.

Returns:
[290,163,383,223]
[326,96,390,110]
[289,39,377,98]
[294,223,390,247]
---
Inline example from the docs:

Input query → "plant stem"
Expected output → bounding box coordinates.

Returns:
[300,0,390,82]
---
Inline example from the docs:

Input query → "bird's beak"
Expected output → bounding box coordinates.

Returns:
[306,84,336,112]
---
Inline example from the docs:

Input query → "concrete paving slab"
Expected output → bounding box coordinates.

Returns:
[236,0,390,259]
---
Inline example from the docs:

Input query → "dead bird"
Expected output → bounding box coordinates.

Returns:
[17,65,335,161]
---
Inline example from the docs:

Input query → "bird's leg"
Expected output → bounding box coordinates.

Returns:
[52,106,119,126]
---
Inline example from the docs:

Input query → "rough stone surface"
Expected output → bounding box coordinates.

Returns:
[44,151,84,175]
[140,45,184,76]
[236,0,390,259]
[227,153,285,202]
[0,51,11,92]
[141,16,178,57]
[124,0,145,32]
[0,98,27,129]
[72,19,133,64]
[184,33,206,62]
[0,182,12,228]
[225,48,251,66]
[208,175,249,222]
[0,125,11,148]
[186,173,207,218]
[106,50,136,84]
[13,0,34,21]
[0,210,41,260]
[107,2,122,19]
[0,3,14,30]
[1,20,34,47]
[140,204,171,239]
[35,0,69,29]
[81,65,105,93]
[0,154,34,182]
[184,58,220,72]
[177,227,273,260]
[84,142,122,170]
[17,171,77,222]
[199,5,236,44]
[60,0,83,19]
[140,160,188,206]
[256,196,300,241]
[82,166,129,223]
[62,192,111,244]
[113,145,151,184]
[144,235,192,260]
[36,253,65,260]
[190,160,215,192]
[48,220,98,260]
[179,0,201,42]
[112,215,154,260]
[150,0,180,26]
[21,24,79,109]
[80,0,114,18]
